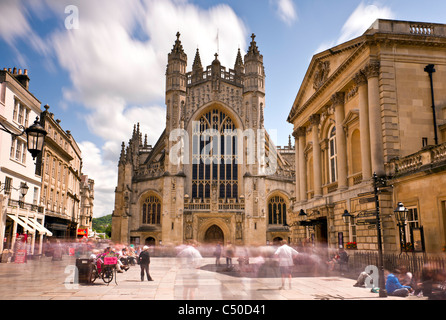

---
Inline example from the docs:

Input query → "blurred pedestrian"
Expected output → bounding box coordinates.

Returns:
[177,241,202,300]
[274,240,299,289]
[138,246,153,281]
[214,242,222,266]
[225,241,235,270]
[52,240,63,261]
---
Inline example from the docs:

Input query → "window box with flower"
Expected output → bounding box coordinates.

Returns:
[403,242,414,252]
[346,242,357,250]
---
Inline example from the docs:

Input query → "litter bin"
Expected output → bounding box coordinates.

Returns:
[76,258,92,284]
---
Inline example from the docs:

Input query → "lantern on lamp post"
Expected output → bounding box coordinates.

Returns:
[1,116,47,161]
[394,202,408,253]
[25,117,47,160]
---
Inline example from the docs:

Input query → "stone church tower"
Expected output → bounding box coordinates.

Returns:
[112,33,295,247]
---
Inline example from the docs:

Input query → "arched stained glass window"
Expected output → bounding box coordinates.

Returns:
[268,196,287,225]
[142,195,161,225]
[192,108,238,200]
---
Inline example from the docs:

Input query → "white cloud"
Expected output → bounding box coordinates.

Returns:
[1,0,248,217]
[314,2,394,54]
[0,0,49,63]
[78,141,117,216]
[337,2,394,44]
[270,0,298,26]
[0,1,32,43]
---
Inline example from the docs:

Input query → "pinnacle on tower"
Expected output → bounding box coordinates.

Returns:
[171,31,185,55]
[192,48,202,70]
[235,48,244,67]
[119,142,126,164]
[247,33,260,56]
[234,48,244,75]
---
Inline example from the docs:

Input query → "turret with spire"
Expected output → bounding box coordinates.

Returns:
[166,32,187,94]
[244,33,265,94]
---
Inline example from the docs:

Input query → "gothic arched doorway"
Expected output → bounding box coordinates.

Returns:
[204,225,224,244]
[145,237,156,246]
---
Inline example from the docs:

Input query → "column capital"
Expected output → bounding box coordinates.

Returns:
[309,114,321,126]
[363,60,380,79]
[292,126,306,138]
[331,92,345,107]
[353,71,367,86]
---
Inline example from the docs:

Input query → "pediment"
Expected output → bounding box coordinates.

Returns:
[288,36,366,123]
[342,109,359,128]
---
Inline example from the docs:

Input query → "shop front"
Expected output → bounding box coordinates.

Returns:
[2,204,52,259]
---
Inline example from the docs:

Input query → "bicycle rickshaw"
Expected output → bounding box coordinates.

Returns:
[90,255,118,285]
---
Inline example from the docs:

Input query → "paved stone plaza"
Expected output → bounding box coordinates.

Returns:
[0,255,427,300]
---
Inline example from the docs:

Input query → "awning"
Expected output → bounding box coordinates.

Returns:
[23,217,53,237]
[7,215,35,234]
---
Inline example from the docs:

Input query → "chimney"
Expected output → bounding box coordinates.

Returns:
[14,68,30,90]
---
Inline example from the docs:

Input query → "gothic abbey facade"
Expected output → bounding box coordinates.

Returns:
[111,33,295,247]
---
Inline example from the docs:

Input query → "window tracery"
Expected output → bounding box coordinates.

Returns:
[192,108,238,200]
[268,195,287,225]
[142,195,161,225]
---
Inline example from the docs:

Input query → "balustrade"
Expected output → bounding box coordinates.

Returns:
[410,24,434,35]
[388,142,446,176]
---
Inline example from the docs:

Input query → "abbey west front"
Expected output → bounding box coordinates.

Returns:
[113,20,446,254]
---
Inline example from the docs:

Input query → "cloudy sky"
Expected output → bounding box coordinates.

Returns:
[1,0,446,217]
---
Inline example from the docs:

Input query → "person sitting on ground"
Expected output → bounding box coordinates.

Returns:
[386,269,413,297]
[353,270,373,287]
[398,266,413,288]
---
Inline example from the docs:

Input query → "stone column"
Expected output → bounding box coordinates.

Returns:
[296,127,307,202]
[292,129,301,202]
[364,61,385,176]
[353,71,372,180]
[310,114,322,198]
[331,92,348,190]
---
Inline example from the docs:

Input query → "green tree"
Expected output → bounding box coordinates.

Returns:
[92,214,112,237]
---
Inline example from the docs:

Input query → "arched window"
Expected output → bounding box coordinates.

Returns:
[142,195,161,225]
[328,125,337,183]
[268,196,287,225]
[192,108,238,200]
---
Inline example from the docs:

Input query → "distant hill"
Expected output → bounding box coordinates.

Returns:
[92,214,112,237]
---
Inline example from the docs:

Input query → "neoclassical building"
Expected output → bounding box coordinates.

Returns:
[288,19,446,254]
[112,33,295,246]
[36,105,83,239]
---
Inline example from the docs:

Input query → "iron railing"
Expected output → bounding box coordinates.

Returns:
[348,251,446,277]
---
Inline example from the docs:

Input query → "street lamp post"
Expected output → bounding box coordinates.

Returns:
[373,172,387,298]
[0,116,47,160]
[342,172,388,297]
[424,64,438,146]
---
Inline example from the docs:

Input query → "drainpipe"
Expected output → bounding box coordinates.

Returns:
[424,64,438,145]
